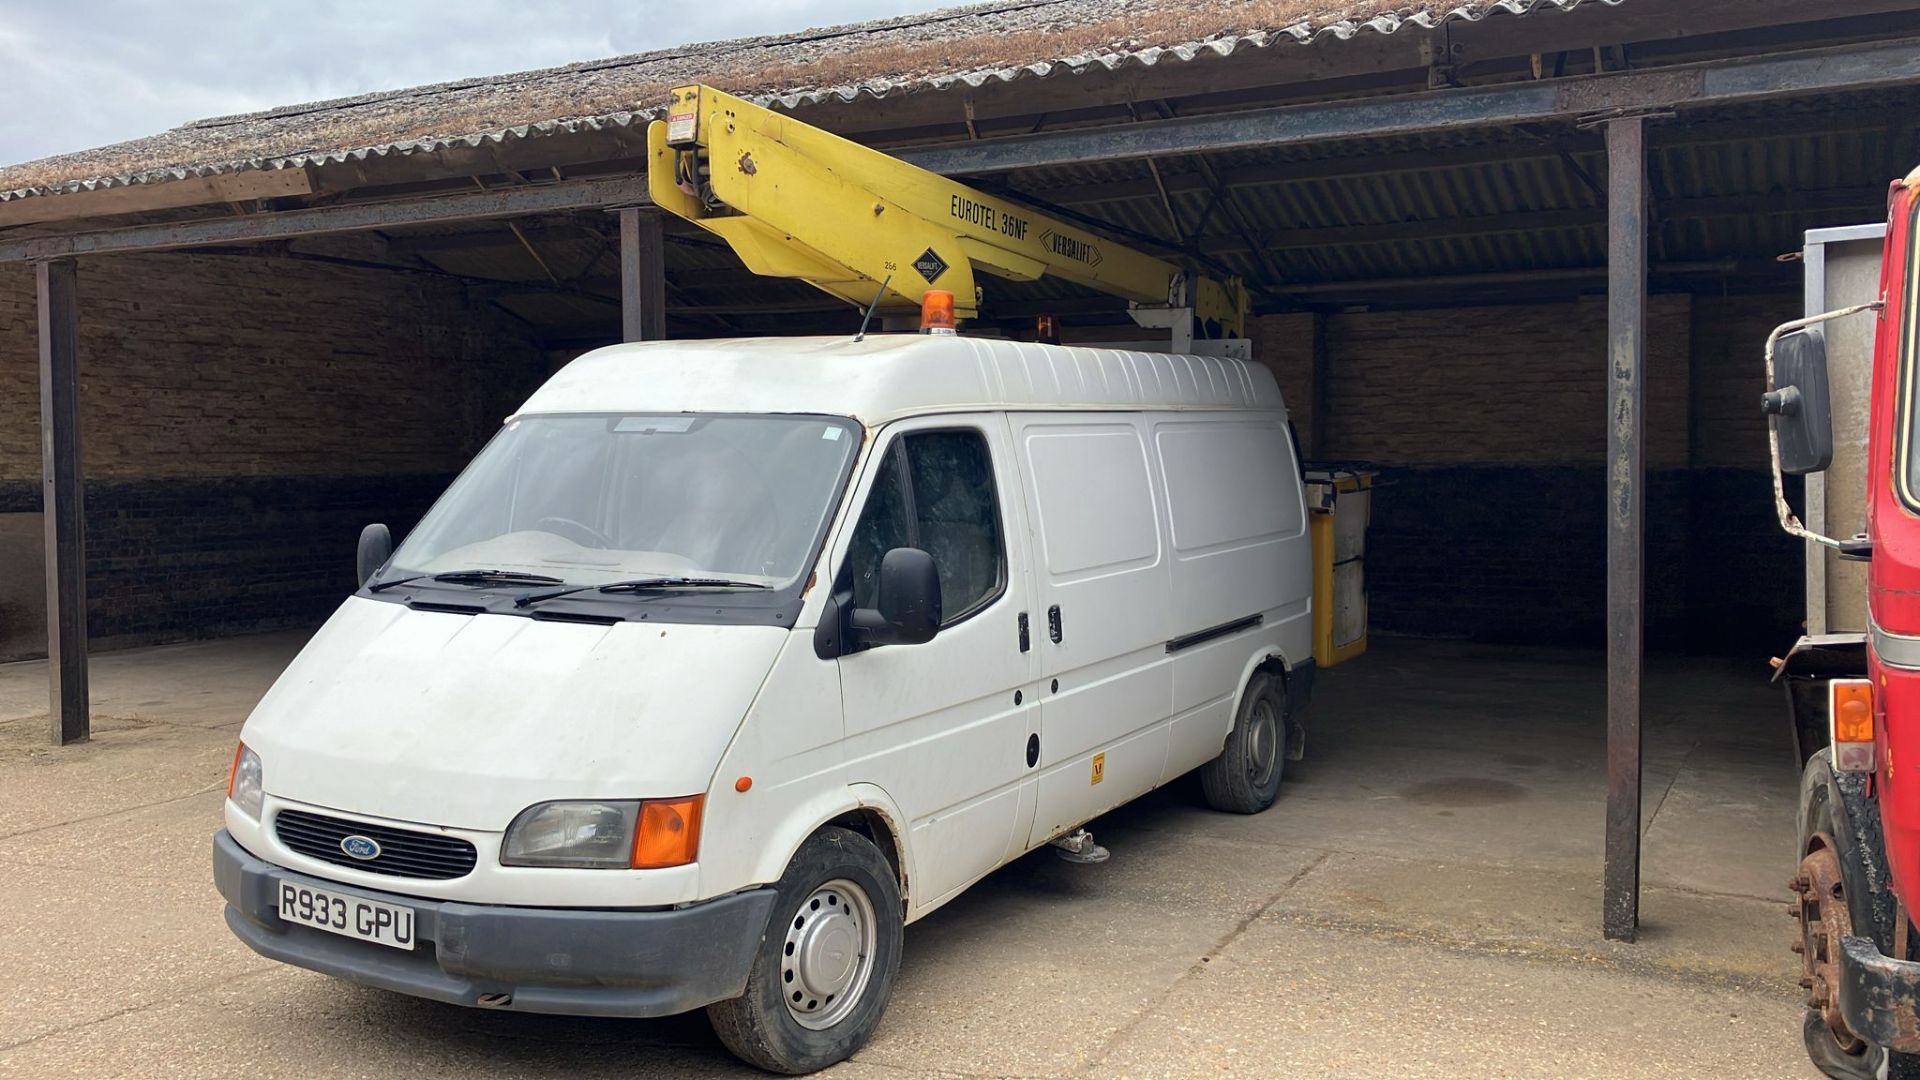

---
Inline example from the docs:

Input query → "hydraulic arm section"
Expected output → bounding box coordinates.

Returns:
[647,84,1248,345]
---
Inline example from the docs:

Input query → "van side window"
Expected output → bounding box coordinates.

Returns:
[908,431,1005,621]
[846,430,1006,625]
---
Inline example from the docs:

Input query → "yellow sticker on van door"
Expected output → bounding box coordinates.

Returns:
[1091,753,1105,785]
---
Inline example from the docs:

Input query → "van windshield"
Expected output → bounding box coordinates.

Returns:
[385,413,861,592]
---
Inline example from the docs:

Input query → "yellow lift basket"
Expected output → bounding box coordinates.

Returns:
[1306,469,1375,667]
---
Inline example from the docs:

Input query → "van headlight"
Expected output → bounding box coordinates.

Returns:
[227,743,264,820]
[502,801,641,868]
[501,796,704,869]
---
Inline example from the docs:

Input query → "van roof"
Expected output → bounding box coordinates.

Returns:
[519,334,1283,424]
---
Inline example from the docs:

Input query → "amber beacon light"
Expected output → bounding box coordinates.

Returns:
[920,290,957,335]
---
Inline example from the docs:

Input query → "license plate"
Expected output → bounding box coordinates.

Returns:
[277,882,416,951]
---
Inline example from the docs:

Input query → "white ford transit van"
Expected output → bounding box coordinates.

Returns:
[214,333,1314,1073]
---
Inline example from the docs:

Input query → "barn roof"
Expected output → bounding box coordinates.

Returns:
[0,0,1609,204]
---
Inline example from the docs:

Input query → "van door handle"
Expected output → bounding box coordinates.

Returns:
[1018,612,1030,653]
[1048,605,1063,644]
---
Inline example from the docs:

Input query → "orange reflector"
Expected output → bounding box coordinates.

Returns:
[921,290,957,335]
[227,741,246,799]
[1832,679,1875,744]
[631,795,705,869]
[735,776,753,793]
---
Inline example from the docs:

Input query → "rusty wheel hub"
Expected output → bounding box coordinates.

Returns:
[1793,833,1864,1054]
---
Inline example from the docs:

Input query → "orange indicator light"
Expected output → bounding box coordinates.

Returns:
[1833,680,1875,745]
[631,795,705,869]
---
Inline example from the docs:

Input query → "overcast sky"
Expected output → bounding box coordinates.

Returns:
[0,0,948,168]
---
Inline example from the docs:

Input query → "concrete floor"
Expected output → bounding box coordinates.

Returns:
[0,633,1820,1078]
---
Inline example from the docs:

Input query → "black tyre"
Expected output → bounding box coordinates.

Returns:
[707,826,904,1074]
[1200,670,1286,814]
[1804,1010,1881,1080]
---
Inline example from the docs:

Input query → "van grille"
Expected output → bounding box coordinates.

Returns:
[274,809,478,880]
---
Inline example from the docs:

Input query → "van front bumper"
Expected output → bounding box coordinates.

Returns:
[212,829,775,1018]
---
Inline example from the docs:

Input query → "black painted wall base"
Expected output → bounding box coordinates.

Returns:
[0,474,452,655]
[0,465,1806,660]
[1364,465,1802,653]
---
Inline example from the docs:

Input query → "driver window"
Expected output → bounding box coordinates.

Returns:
[845,429,1005,624]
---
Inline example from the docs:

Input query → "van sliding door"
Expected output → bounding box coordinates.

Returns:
[1011,414,1175,848]
[1153,416,1310,779]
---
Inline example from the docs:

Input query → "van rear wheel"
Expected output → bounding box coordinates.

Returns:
[707,826,903,1074]
[1200,671,1286,814]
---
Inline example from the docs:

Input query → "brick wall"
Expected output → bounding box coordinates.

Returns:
[1254,312,1317,451]
[1692,294,1796,468]
[0,254,1810,659]
[1254,292,1802,652]
[1687,292,1805,651]
[1295,295,1692,468]
[0,253,548,656]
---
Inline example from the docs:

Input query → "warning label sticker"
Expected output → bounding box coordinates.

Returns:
[914,248,950,284]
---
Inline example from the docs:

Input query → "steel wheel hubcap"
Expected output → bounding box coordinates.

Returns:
[782,878,876,1030]
[1247,699,1279,787]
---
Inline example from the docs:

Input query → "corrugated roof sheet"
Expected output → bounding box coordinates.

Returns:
[989,89,1908,291]
[0,0,1614,206]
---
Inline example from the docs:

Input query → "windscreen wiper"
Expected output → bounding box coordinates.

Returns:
[514,577,771,607]
[368,569,565,593]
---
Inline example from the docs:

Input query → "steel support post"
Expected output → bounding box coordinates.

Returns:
[1602,115,1648,942]
[620,208,666,342]
[37,259,88,746]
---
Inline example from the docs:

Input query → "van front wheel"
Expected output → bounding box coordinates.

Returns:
[707,827,904,1074]
[1200,671,1286,814]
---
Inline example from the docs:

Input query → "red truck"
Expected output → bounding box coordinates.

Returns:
[1770,168,1920,1078]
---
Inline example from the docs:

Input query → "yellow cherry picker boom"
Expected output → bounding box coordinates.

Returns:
[646,84,1249,351]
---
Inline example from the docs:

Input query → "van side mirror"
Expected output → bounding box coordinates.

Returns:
[356,523,392,587]
[1764,328,1834,475]
[851,547,942,646]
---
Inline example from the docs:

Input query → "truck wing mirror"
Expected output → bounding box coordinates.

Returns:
[357,523,393,587]
[1763,327,1833,475]
[851,547,942,646]
[1762,301,1880,550]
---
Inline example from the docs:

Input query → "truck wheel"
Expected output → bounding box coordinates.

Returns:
[707,826,904,1074]
[1200,670,1286,814]
[1794,782,1920,1079]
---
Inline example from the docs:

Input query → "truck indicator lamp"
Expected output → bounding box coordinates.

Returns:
[921,290,957,335]
[1830,679,1876,773]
